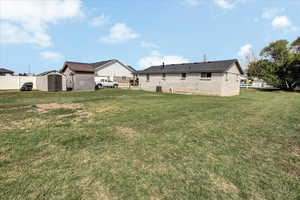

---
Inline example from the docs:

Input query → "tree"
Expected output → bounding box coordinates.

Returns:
[291,36,300,47]
[247,37,300,91]
[291,36,300,52]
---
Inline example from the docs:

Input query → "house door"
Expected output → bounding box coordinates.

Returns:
[48,74,62,92]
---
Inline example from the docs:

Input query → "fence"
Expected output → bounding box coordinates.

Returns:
[0,76,37,90]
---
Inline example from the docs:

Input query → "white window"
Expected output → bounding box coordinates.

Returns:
[162,73,166,80]
[146,74,150,82]
[181,73,186,80]
[226,72,229,81]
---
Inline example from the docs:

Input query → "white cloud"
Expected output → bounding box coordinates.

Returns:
[238,44,253,58]
[138,51,189,68]
[238,44,257,67]
[272,16,297,31]
[40,51,64,61]
[90,14,109,27]
[262,8,284,19]
[261,9,297,32]
[100,23,139,44]
[0,0,83,47]
[213,0,235,9]
[140,41,158,49]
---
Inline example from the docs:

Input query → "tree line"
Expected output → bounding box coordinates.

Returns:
[247,37,300,91]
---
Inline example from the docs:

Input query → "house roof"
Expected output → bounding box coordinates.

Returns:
[61,61,95,73]
[62,59,137,74]
[0,68,14,74]
[138,59,243,75]
[90,60,113,68]
[91,59,137,73]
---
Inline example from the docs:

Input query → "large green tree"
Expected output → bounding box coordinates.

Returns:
[248,37,300,91]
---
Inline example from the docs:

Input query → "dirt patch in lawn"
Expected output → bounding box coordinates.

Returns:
[35,103,83,113]
[0,123,11,131]
[95,105,120,114]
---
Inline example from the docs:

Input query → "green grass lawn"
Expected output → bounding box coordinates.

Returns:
[0,89,299,200]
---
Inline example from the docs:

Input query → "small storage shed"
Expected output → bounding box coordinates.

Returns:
[36,71,66,92]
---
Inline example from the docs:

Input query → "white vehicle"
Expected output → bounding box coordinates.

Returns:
[95,77,118,89]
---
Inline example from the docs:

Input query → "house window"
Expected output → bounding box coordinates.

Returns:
[122,76,127,81]
[162,73,166,80]
[146,74,150,82]
[226,72,229,81]
[201,72,212,79]
[181,73,186,80]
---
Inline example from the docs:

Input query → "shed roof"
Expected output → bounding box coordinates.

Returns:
[138,59,243,74]
[61,61,95,73]
[37,70,60,76]
[0,68,14,74]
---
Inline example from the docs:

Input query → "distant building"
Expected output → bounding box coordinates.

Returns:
[61,59,137,90]
[0,68,14,76]
[61,62,95,91]
[138,59,243,96]
[91,59,136,88]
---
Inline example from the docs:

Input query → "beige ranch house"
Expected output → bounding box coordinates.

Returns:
[138,59,243,96]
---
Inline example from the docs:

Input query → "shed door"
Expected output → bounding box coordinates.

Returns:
[48,74,62,92]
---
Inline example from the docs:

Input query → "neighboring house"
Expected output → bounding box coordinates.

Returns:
[61,59,136,90]
[61,62,95,91]
[0,68,14,76]
[138,59,243,96]
[90,59,136,88]
[36,71,66,92]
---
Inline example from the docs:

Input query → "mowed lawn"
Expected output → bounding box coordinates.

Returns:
[0,89,299,200]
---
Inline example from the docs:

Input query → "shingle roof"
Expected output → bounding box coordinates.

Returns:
[0,68,14,74]
[62,61,95,73]
[61,59,137,74]
[91,59,137,73]
[138,59,243,74]
[90,60,113,68]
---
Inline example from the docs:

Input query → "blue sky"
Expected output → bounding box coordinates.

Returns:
[0,0,299,74]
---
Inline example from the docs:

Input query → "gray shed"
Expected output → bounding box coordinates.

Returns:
[61,62,95,91]
[36,71,66,92]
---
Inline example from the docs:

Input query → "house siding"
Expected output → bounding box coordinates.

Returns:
[220,63,241,96]
[139,73,223,95]
[95,62,134,88]
[96,62,134,80]
[139,63,242,96]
